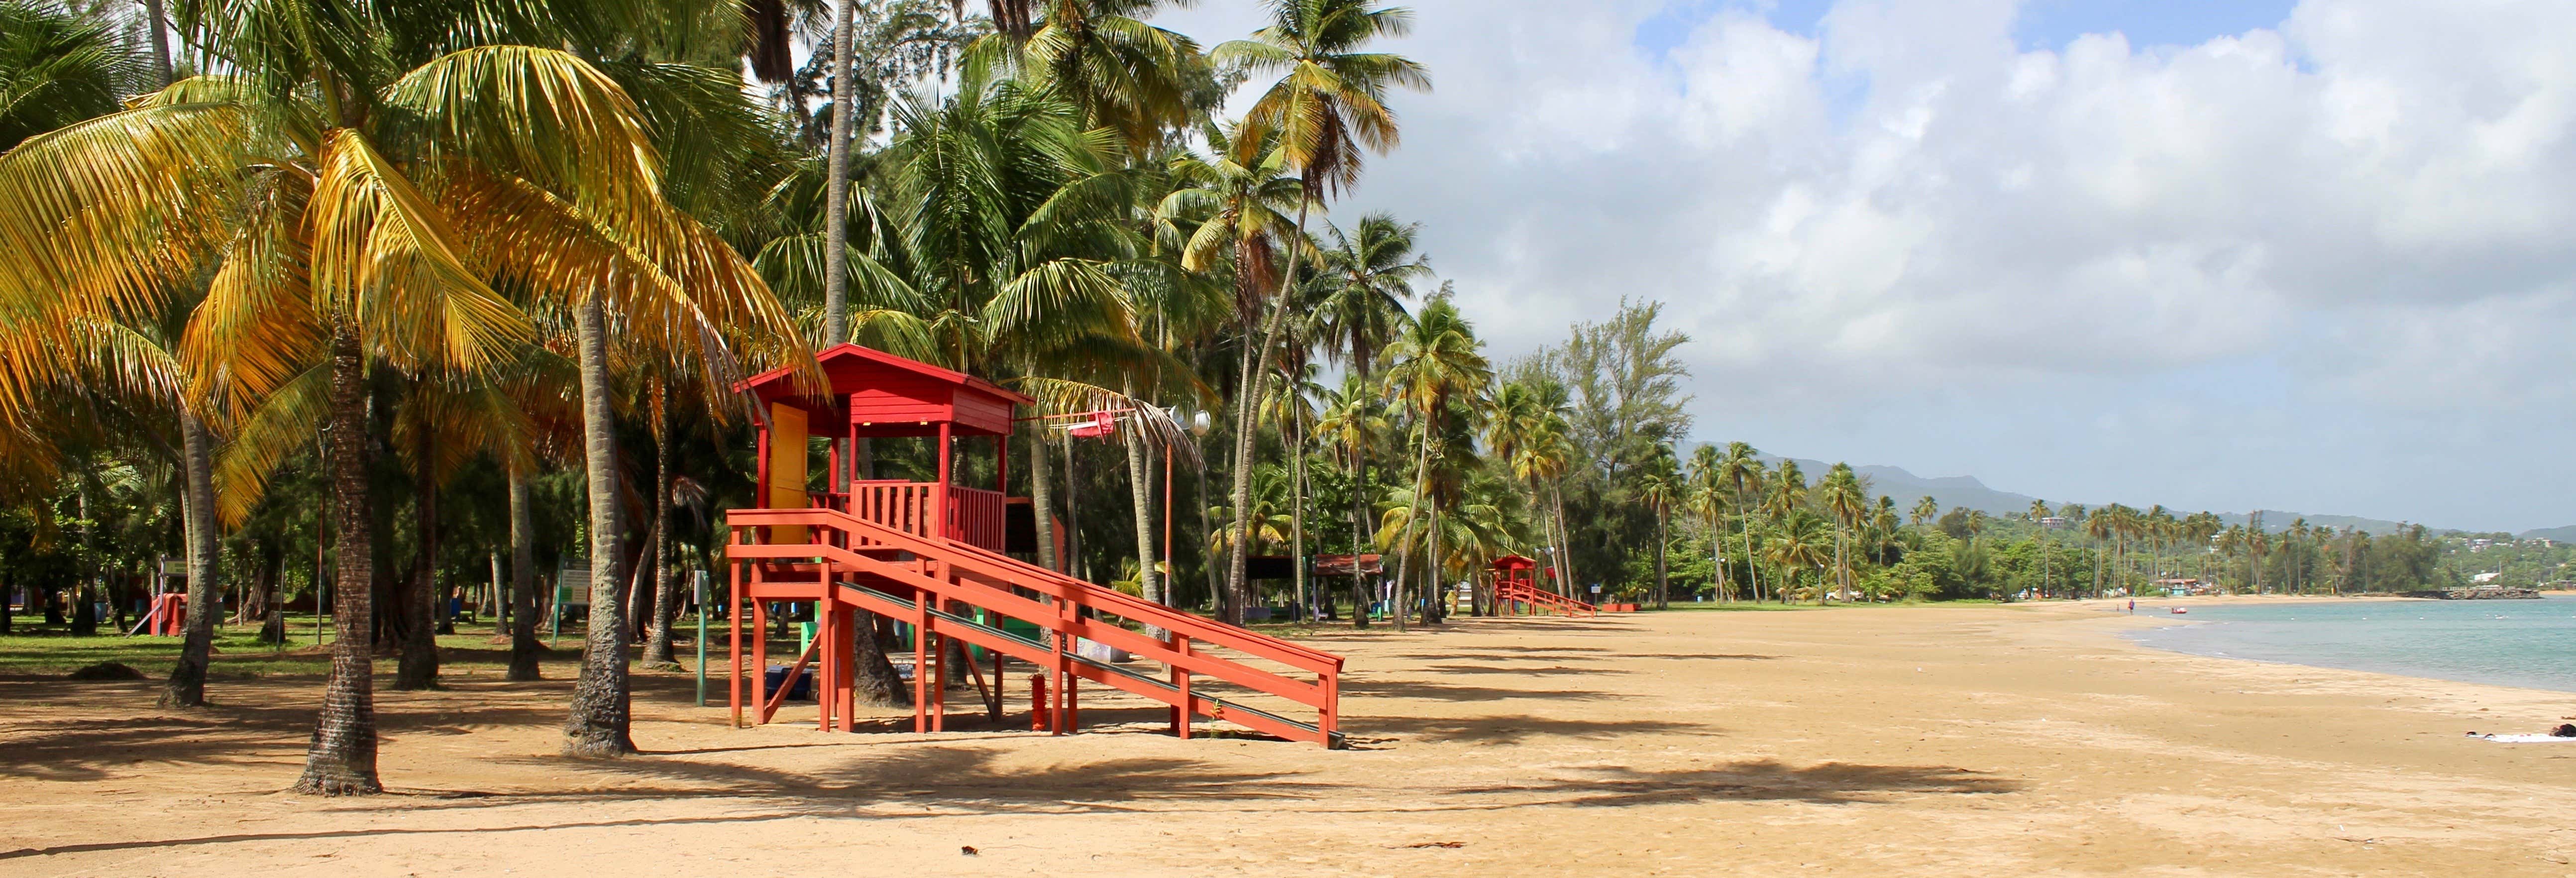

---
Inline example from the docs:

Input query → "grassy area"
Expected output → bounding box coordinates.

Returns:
[0,612,647,678]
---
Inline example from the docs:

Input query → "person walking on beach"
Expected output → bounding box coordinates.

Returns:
[2127,599,2135,615]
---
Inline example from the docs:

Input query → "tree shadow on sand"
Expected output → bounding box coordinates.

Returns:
[367,741,1338,816]
[0,683,567,782]
[1342,676,1636,705]
[1442,760,2017,807]
[1348,714,1718,747]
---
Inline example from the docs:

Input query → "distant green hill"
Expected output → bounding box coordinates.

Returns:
[2519,525,2576,542]
[1705,447,2470,536]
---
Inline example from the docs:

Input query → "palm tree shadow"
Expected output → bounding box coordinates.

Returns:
[1443,759,2017,807]
[1352,714,1717,747]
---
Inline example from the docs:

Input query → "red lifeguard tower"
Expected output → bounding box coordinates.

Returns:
[725,343,1345,746]
[1491,554,1595,617]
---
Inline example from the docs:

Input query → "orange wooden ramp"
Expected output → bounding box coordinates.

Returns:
[726,505,1343,748]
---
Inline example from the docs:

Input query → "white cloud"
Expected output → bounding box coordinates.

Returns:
[1152,0,2576,530]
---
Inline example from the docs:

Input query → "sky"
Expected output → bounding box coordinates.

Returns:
[1144,0,2576,534]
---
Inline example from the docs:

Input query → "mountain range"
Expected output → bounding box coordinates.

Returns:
[1723,452,2560,539]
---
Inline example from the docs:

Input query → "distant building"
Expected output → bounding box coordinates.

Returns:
[2472,571,2501,584]
[2039,516,2070,530]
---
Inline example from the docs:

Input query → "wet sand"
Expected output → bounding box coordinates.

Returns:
[5,599,2574,877]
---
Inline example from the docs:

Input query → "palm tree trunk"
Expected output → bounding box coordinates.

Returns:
[1390,420,1432,632]
[395,425,440,690]
[1425,496,1441,624]
[507,464,541,681]
[295,322,381,794]
[1224,192,1316,626]
[1551,486,1575,597]
[1121,383,1163,638]
[1289,411,1308,623]
[160,411,221,707]
[820,0,858,344]
[643,391,681,669]
[1654,509,1669,610]
[1062,429,1083,580]
[564,294,637,757]
[1028,419,1060,572]
[1221,334,1259,625]
[1349,444,1370,629]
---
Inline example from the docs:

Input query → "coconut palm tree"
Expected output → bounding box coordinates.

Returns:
[1315,371,1389,626]
[1716,442,1763,600]
[1911,495,1940,530]
[1685,443,1730,601]
[1210,0,1427,616]
[1639,444,1682,609]
[0,0,813,776]
[1820,463,1865,601]
[1766,511,1831,605]
[1379,296,1487,630]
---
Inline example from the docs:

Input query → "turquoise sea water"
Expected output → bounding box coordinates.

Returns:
[2128,597,2576,693]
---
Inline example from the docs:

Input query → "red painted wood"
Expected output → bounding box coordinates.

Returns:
[726,505,1344,747]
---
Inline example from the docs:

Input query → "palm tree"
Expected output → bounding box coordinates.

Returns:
[1911,495,1940,530]
[1379,296,1488,630]
[1820,463,1865,601]
[0,5,230,707]
[0,0,812,774]
[2086,506,2119,598]
[1766,511,1831,605]
[1685,443,1729,601]
[994,0,1203,153]
[1315,371,1389,626]
[1717,443,1763,601]
[1211,0,1427,616]
[1639,444,1682,609]
[2028,499,2052,598]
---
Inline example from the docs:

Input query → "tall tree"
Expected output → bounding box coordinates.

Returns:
[1211,0,1427,621]
[1820,463,1865,602]
[1379,295,1487,629]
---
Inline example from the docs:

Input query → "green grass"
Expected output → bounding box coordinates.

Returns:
[0,613,593,678]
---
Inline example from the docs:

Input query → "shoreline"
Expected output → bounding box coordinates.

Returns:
[2081,593,2576,699]
[2033,596,2576,729]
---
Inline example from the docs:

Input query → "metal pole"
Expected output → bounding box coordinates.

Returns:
[694,569,708,707]
[548,573,563,648]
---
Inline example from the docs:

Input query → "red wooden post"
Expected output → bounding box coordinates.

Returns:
[1172,632,1192,740]
[729,559,744,728]
[815,601,834,732]
[935,422,952,541]
[912,604,929,733]
[996,433,1008,493]
[1029,673,1048,731]
[751,593,769,724]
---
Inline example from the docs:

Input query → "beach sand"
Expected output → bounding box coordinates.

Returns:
[5,598,2575,877]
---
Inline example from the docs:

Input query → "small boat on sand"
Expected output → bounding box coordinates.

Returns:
[2169,607,2188,615]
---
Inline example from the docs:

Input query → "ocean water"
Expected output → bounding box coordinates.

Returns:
[2128,597,2576,693]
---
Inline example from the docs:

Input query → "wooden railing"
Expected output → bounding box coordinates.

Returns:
[728,504,1343,747]
[822,480,1008,554]
[947,485,1005,552]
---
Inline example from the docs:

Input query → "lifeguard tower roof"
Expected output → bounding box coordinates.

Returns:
[735,342,1034,439]
[1491,554,1538,570]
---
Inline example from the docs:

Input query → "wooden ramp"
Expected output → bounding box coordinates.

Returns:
[726,505,1343,747]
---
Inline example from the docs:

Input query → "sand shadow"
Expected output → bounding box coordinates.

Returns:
[1353,714,1717,746]
[1343,677,1633,704]
[1423,663,1627,677]
[1441,759,2017,807]
[0,680,575,782]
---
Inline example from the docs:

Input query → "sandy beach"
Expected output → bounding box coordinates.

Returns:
[6,598,2575,877]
